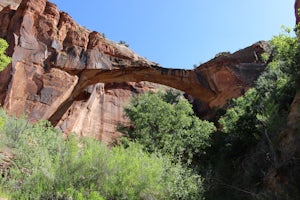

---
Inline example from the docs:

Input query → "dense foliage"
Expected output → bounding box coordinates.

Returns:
[0,38,11,71]
[119,90,216,165]
[0,109,204,200]
[204,28,300,199]
[120,38,300,198]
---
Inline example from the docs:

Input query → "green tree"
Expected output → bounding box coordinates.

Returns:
[219,29,298,142]
[204,28,300,199]
[119,90,216,165]
[0,38,11,71]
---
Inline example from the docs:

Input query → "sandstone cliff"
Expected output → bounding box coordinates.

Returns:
[0,0,21,10]
[0,0,268,142]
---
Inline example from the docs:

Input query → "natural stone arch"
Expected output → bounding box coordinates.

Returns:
[0,0,268,129]
[48,40,268,126]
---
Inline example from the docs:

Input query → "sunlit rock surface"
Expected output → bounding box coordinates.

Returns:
[0,0,268,142]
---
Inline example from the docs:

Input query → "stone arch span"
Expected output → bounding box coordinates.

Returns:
[48,64,216,126]
[0,0,268,127]
[48,40,268,126]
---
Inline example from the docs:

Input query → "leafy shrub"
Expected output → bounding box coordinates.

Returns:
[0,108,204,199]
[219,30,297,144]
[119,90,216,165]
[0,112,5,129]
[204,28,300,199]
[0,38,11,71]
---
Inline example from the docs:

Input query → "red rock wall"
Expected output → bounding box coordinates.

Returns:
[0,0,268,142]
[57,82,158,142]
[0,0,160,142]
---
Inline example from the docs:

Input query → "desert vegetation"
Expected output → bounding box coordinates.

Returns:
[0,25,300,199]
[0,39,11,72]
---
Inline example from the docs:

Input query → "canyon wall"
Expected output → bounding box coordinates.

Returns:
[0,0,268,141]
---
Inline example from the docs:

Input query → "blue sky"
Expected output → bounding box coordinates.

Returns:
[50,0,295,69]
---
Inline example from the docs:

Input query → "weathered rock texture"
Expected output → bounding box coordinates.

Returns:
[56,82,159,142]
[0,0,21,10]
[0,0,268,141]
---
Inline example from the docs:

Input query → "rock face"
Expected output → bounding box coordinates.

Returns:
[56,82,159,142]
[0,0,268,142]
[295,0,300,24]
[0,0,21,10]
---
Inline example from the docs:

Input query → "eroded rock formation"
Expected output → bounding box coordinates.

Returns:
[0,0,268,141]
[0,0,21,10]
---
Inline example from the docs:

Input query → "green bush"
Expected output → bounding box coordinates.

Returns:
[119,90,216,165]
[219,31,297,144]
[204,28,300,199]
[0,108,204,199]
[0,38,11,71]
